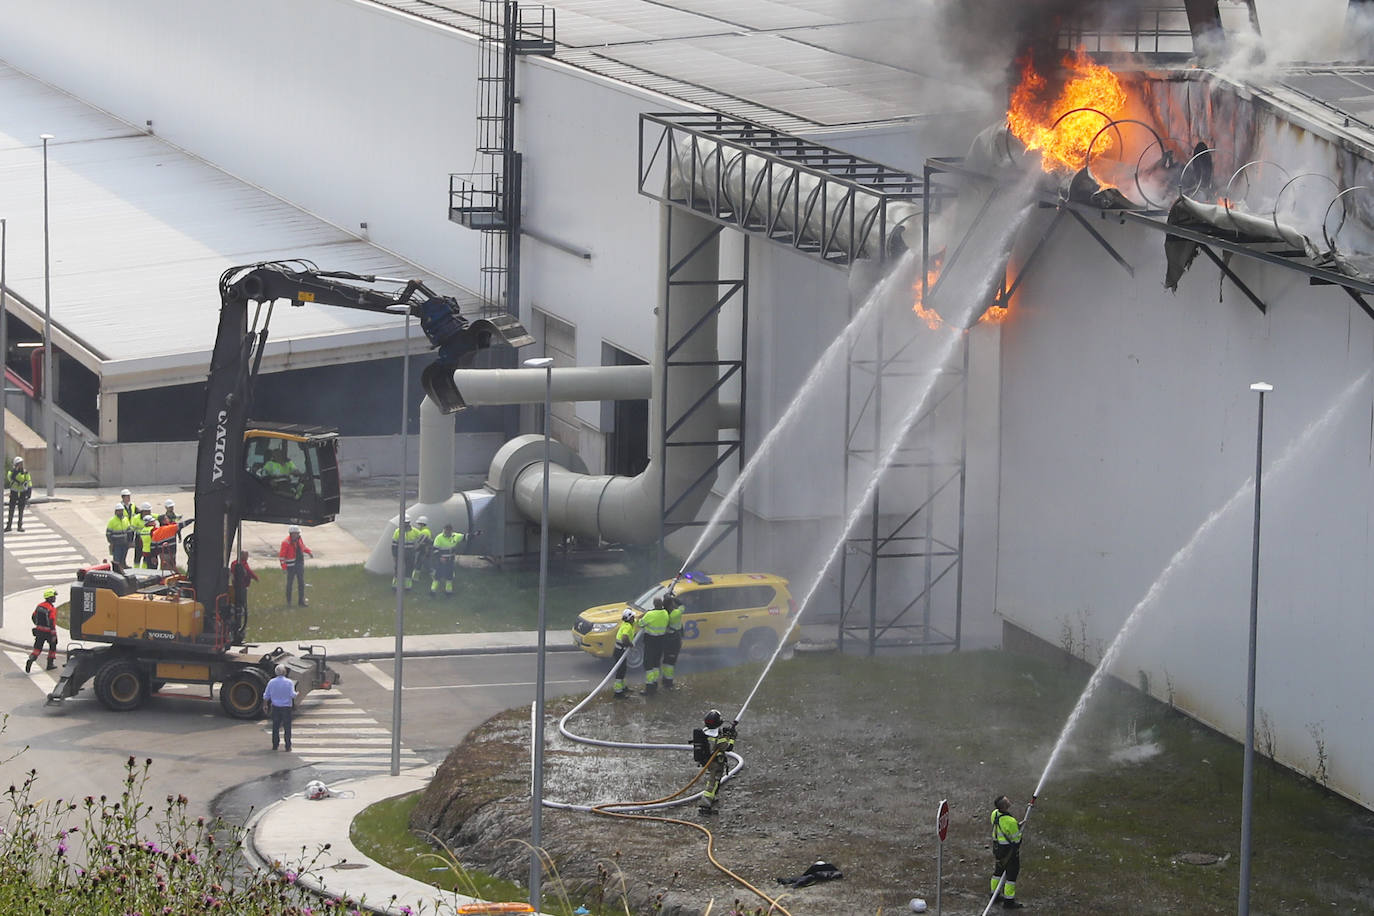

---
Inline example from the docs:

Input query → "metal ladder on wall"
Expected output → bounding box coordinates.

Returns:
[449,0,555,318]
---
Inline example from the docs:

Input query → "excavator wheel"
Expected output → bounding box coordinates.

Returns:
[93,658,149,712]
[220,668,269,720]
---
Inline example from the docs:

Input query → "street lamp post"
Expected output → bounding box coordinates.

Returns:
[390,306,414,778]
[40,134,54,496]
[1239,380,1271,916]
[523,355,554,911]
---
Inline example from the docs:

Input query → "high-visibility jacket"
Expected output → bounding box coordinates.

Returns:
[31,600,56,636]
[991,808,1022,846]
[151,522,180,550]
[106,513,132,547]
[433,531,464,558]
[639,606,670,637]
[666,602,685,634]
[278,536,311,568]
[615,619,637,648]
[414,525,434,554]
[262,459,296,477]
[6,468,32,493]
[139,523,155,563]
[392,526,422,549]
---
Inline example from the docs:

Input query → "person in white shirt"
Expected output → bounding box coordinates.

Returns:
[262,664,298,751]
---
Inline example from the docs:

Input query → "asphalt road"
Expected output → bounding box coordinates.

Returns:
[0,643,719,830]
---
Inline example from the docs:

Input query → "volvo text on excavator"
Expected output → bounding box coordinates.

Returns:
[48,261,531,717]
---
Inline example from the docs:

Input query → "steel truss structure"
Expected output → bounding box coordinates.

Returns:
[640,112,967,653]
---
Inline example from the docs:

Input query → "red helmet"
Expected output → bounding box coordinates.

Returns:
[704,709,723,728]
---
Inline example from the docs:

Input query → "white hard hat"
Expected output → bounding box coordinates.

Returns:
[305,779,330,800]
[164,499,175,508]
[416,516,428,525]
[140,502,152,511]
[114,504,125,512]
[909,900,927,913]
[120,488,131,497]
[289,525,301,533]
[12,456,22,466]
[143,514,155,523]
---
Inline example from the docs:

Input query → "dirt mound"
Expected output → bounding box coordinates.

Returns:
[410,651,1374,915]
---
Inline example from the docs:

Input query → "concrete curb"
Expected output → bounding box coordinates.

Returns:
[244,766,513,916]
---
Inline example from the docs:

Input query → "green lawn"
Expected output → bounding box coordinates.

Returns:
[245,560,651,641]
[350,792,537,909]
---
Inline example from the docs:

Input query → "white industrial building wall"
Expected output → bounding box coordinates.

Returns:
[0,0,1000,631]
[996,211,1374,809]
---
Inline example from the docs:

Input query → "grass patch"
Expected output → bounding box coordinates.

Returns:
[246,560,651,641]
[53,556,655,641]
[351,791,592,915]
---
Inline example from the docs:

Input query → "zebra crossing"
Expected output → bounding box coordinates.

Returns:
[273,691,428,773]
[2,515,92,585]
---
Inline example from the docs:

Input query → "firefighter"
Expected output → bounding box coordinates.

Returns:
[105,504,133,568]
[430,522,464,596]
[278,525,313,605]
[611,608,637,698]
[638,595,670,694]
[413,515,434,586]
[661,592,685,689]
[695,709,737,815]
[990,794,1026,909]
[25,587,59,672]
[391,518,422,590]
[5,456,32,532]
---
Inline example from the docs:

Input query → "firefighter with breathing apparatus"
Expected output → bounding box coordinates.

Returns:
[692,708,737,815]
[26,587,59,673]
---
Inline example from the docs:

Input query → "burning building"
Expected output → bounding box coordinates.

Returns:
[0,0,1372,815]
[926,2,1374,811]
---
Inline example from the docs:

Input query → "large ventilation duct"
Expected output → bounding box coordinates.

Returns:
[365,207,725,568]
[667,135,924,261]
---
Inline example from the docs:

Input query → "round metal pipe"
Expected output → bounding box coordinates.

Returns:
[449,365,650,405]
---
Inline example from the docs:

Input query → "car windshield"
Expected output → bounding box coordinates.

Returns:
[629,583,671,610]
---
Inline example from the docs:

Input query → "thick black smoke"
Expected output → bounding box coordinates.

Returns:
[934,0,1141,95]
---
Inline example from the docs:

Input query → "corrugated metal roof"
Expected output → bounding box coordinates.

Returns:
[0,62,477,391]
[368,0,972,130]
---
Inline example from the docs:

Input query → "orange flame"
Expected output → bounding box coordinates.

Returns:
[1007,49,1126,174]
[913,258,945,329]
[979,302,1011,325]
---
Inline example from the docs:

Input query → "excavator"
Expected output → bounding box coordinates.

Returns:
[47,260,531,717]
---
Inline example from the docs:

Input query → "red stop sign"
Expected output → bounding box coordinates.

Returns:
[937,799,950,841]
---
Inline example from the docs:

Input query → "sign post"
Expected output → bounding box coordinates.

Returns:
[936,799,950,915]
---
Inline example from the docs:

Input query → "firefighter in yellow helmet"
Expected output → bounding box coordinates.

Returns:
[26,587,59,672]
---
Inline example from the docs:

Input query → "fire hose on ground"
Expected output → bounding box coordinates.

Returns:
[547,632,796,915]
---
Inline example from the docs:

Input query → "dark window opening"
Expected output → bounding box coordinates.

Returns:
[117,355,508,442]
[606,347,648,477]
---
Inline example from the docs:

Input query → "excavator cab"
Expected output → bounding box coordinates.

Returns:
[242,424,340,525]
